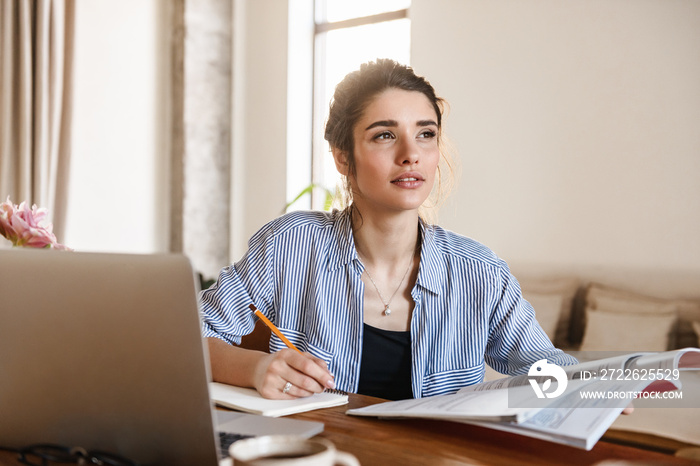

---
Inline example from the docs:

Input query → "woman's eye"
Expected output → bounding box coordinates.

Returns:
[374,131,394,141]
[419,130,437,139]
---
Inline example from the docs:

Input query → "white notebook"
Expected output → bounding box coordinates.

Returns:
[210,382,348,417]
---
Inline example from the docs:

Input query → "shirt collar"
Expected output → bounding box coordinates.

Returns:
[328,208,358,272]
[414,220,445,295]
[329,209,445,295]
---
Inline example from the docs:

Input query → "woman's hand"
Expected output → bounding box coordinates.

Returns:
[253,349,336,399]
[621,403,634,415]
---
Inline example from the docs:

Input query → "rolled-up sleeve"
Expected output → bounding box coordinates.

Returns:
[199,223,276,345]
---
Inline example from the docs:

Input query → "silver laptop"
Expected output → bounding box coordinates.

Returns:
[0,249,323,465]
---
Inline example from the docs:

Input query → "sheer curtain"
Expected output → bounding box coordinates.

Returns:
[0,0,75,240]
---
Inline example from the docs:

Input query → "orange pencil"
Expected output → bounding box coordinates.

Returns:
[248,304,302,354]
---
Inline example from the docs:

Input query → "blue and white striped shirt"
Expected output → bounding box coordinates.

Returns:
[199,209,576,398]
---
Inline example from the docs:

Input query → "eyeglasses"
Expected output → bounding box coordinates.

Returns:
[17,444,139,466]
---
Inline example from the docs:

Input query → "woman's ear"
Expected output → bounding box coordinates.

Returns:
[331,148,350,176]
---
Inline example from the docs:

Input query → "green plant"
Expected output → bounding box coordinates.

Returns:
[283,183,335,213]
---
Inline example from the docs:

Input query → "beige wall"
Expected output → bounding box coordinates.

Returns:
[411,0,700,272]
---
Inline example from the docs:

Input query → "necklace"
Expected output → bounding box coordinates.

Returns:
[363,249,415,316]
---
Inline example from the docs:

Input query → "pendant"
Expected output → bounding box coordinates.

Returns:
[383,305,391,316]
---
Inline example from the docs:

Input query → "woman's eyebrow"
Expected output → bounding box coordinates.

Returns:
[365,120,397,130]
[417,119,438,127]
[365,119,438,130]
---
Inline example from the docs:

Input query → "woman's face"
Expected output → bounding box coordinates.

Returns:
[335,88,440,217]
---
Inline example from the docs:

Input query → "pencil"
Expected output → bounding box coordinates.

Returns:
[249,304,302,354]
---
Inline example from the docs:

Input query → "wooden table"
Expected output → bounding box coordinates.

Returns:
[289,394,698,465]
[0,394,696,465]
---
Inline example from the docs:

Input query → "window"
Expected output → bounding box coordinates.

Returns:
[310,0,411,209]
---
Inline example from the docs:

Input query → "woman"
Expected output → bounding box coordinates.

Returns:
[200,59,576,401]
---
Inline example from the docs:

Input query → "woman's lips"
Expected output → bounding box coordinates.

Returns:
[391,173,425,188]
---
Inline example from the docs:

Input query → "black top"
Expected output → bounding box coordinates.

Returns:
[357,323,413,400]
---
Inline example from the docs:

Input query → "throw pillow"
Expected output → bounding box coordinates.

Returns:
[580,311,676,352]
[584,283,683,348]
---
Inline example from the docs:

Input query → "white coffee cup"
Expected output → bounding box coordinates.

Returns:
[229,435,359,466]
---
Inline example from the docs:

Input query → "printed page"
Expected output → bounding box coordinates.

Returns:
[466,377,649,450]
[515,378,646,447]
[347,384,535,422]
[465,405,621,451]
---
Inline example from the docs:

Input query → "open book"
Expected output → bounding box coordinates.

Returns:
[210,382,348,417]
[347,348,700,450]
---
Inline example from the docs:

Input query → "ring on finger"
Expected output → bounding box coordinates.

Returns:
[282,381,293,395]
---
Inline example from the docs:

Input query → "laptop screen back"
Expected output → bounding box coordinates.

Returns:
[0,249,220,465]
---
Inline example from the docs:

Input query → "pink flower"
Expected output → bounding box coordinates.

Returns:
[0,196,71,250]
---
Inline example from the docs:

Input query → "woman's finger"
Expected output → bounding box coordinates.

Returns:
[284,351,335,391]
[255,349,333,399]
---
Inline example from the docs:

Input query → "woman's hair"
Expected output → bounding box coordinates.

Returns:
[324,59,455,221]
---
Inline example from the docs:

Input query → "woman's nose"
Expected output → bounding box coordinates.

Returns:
[398,138,419,165]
